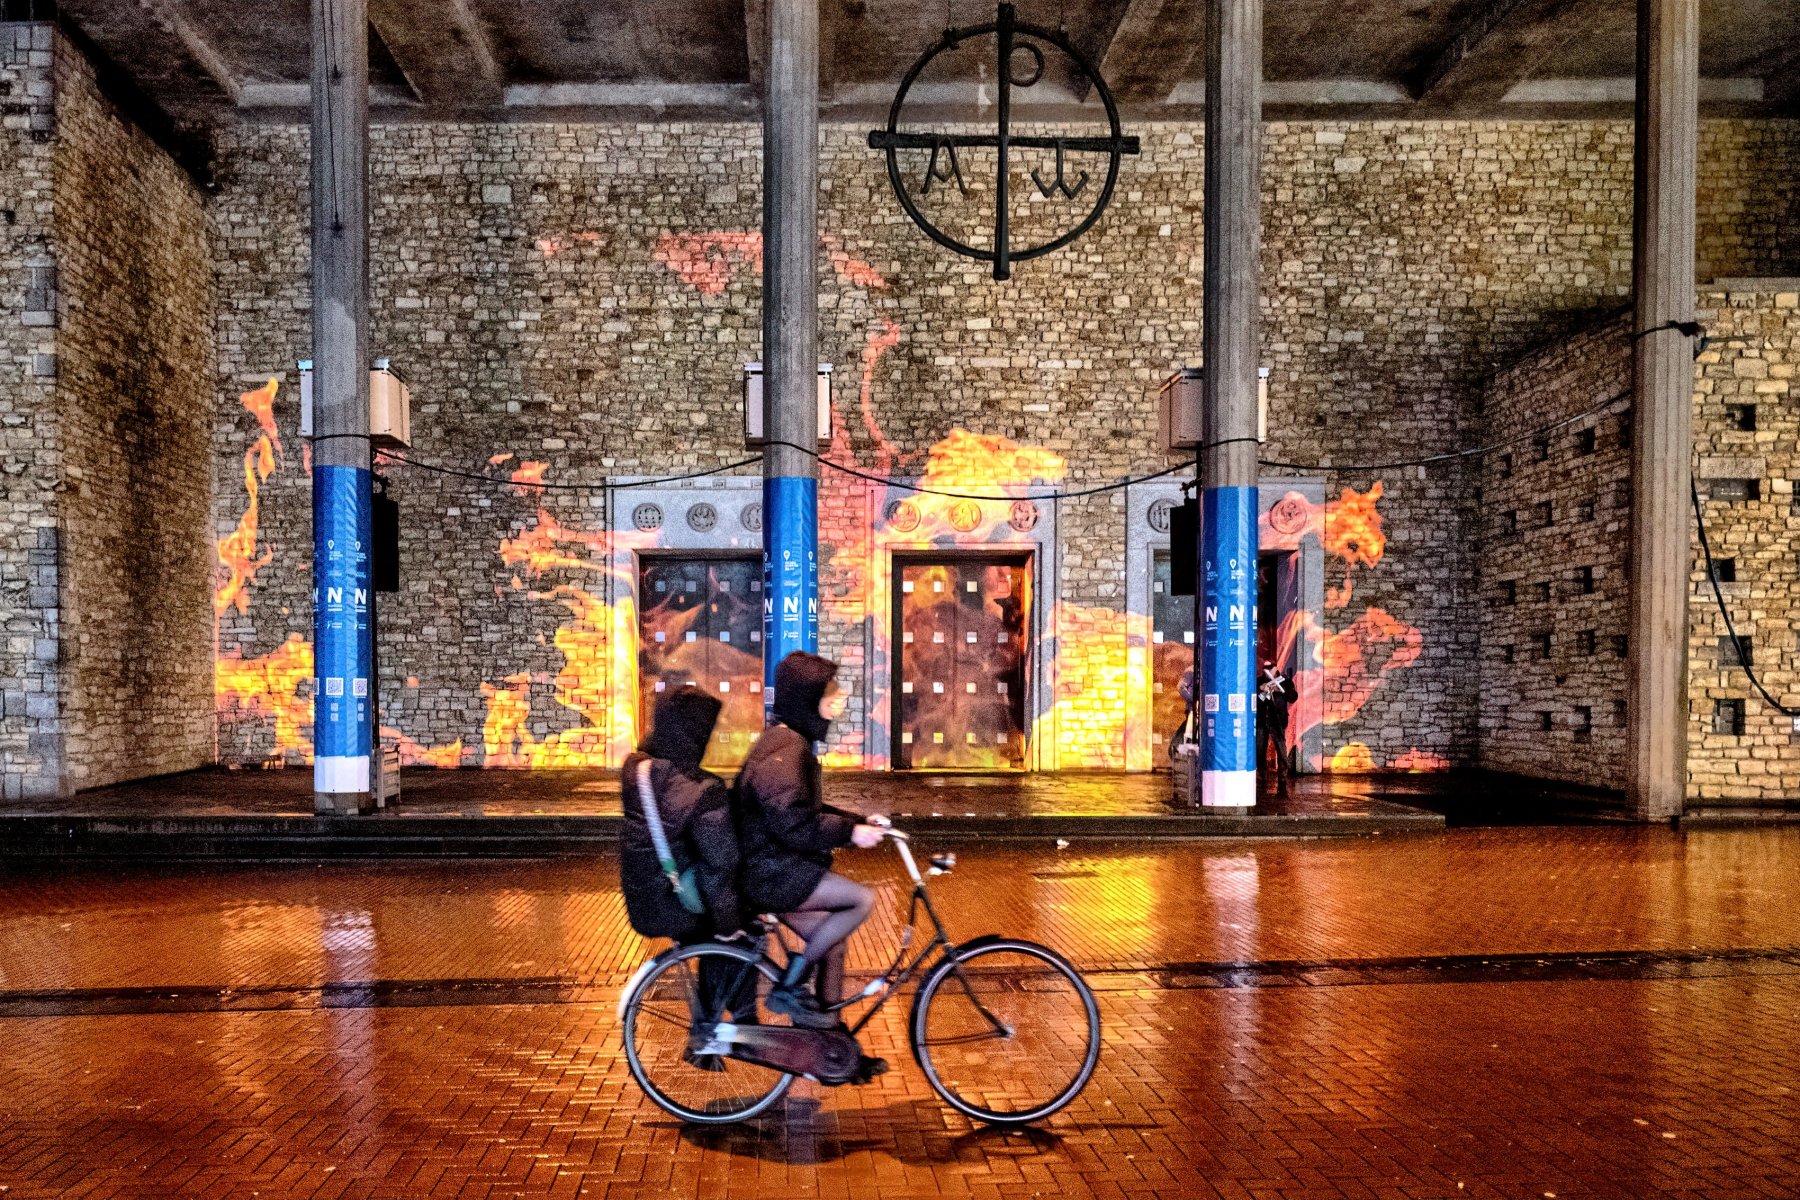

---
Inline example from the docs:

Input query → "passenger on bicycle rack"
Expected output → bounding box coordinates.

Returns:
[734,651,888,1081]
[620,690,748,950]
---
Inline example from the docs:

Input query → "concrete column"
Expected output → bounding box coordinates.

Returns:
[1626,0,1697,821]
[310,0,374,813]
[760,0,821,694]
[1195,0,1262,808]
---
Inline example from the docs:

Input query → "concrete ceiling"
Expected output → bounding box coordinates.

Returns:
[46,0,1800,131]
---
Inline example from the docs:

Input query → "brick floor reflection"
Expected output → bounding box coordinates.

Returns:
[2,828,1799,1197]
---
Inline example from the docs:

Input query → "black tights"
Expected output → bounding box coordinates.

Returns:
[781,871,873,1007]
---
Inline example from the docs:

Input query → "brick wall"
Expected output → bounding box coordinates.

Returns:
[0,24,62,798]
[49,37,215,789]
[1476,315,1633,788]
[206,116,1800,776]
[1688,284,1800,803]
[0,27,213,798]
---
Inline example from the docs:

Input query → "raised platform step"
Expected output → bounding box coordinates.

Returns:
[0,805,1445,859]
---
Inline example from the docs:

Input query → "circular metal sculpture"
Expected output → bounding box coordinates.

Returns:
[885,499,922,532]
[948,500,984,533]
[686,502,718,533]
[867,3,1140,281]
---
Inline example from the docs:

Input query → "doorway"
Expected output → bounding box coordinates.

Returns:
[1149,549,1196,758]
[892,553,1032,770]
[638,554,764,768]
[1147,548,1300,766]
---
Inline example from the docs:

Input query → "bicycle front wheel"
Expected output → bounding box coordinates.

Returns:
[622,942,794,1124]
[911,938,1100,1125]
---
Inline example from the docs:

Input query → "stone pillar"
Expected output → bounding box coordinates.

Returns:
[1196,0,1262,808]
[310,0,374,814]
[1626,0,1697,821]
[760,0,821,693]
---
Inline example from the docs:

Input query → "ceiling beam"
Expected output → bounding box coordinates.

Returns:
[744,0,767,93]
[1091,0,1205,104]
[57,0,236,119]
[367,0,502,111]
[1745,41,1800,114]
[1409,0,1582,107]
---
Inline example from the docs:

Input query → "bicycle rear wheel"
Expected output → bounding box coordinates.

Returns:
[911,938,1100,1125]
[622,942,794,1124]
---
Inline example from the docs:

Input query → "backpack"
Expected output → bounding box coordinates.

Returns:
[635,759,704,916]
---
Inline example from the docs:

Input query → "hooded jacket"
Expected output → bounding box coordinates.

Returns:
[620,690,743,939]
[732,652,860,912]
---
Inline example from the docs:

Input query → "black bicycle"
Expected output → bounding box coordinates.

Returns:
[619,822,1101,1125]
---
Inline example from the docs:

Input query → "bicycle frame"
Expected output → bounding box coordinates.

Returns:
[756,830,1009,1041]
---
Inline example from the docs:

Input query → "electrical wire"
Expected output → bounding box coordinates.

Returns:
[374,450,765,491]
[1690,476,1799,717]
[1255,390,1630,475]
[763,439,1195,500]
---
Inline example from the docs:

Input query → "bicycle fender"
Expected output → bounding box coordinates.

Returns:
[616,956,661,1023]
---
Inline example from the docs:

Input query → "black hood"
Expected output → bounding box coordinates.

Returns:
[771,650,837,743]
[639,689,723,770]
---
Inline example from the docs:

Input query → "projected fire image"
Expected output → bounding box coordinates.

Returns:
[208,226,1437,778]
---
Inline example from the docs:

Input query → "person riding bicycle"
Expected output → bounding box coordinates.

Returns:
[620,689,746,945]
[734,651,887,1079]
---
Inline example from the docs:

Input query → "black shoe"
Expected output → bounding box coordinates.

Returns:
[849,1054,889,1085]
[767,984,838,1030]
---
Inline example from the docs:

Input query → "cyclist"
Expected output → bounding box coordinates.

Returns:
[620,689,747,946]
[734,651,887,1078]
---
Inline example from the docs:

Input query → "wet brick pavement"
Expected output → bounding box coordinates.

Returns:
[2,827,1798,1197]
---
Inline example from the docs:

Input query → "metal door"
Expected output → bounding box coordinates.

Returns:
[894,556,1030,770]
[638,556,764,768]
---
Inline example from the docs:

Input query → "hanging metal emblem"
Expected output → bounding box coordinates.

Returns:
[867,3,1139,281]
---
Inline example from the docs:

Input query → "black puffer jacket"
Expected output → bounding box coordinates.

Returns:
[620,691,743,939]
[733,652,860,913]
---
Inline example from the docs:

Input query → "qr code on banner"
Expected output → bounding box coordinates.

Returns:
[1203,694,1220,713]
[325,677,344,697]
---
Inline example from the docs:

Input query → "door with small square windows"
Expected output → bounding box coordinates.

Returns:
[638,555,764,768]
[893,554,1031,770]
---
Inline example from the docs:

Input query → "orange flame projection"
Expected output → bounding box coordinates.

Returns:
[1324,481,1386,609]
[652,232,764,296]
[1317,605,1423,725]
[215,378,282,616]
[213,379,317,765]
[476,463,648,768]
[216,633,314,765]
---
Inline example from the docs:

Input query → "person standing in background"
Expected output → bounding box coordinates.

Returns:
[1256,659,1298,793]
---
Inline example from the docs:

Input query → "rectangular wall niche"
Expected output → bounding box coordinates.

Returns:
[606,476,764,765]
[856,482,1060,772]
[1123,478,1327,773]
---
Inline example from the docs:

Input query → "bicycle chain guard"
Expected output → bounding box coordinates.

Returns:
[707,1023,862,1084]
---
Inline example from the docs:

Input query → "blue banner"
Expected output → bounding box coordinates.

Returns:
[1201,485,1257,806]
[762,475,819,695]
[314,464,372,791]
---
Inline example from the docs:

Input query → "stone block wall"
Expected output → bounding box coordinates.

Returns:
[0,23,62,798]
[1476,315,1633,789]
[49,37,215,789]
[206,116,1800,777]
[1688,284,1800,802]
[0,27,213,798]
